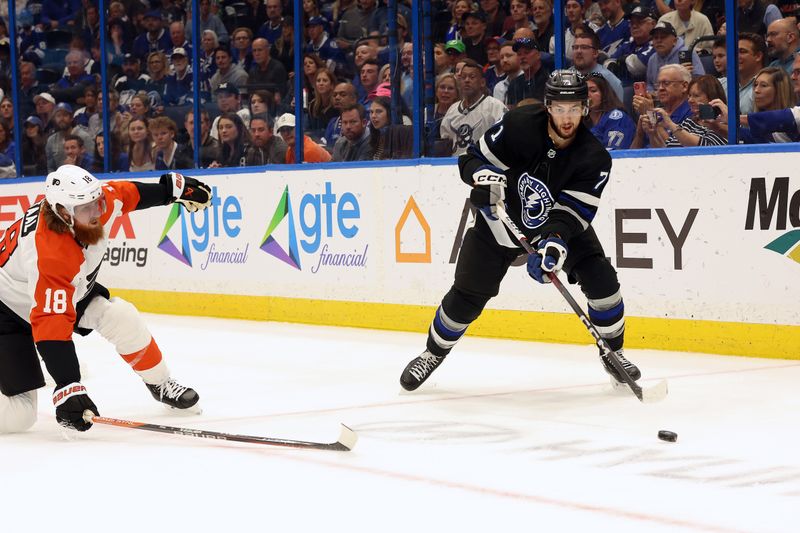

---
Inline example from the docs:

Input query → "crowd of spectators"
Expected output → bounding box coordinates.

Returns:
[3,0,800,176]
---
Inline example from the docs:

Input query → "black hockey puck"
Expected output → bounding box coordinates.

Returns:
[658,430,678,442]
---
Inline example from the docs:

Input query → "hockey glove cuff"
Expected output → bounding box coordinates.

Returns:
[161,172,212,212]
[53,382,99,432]
[470,166,506,219]
[527,235,568,283]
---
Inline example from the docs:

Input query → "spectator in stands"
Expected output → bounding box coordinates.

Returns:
[200,0,229,44]
[176,109,219,167]
[336,0,374,54]
[91,131,127,174]
[271,16,295,74]
[633,64,693,147]
[433,43,451,75]
[107,18,129,67]
[766,18,800,74]
[752,66,794,113]
[150,116,192,170]
[433,73,460,131]
[584,74,635,149]
[46,102,93,171]
[736,0,782,36]
[352,40,378,98]
[211,83,251,140]
[89,90,123,142]
[303,0,328,27]
[243,0,268,36]
[275,113,332,163]
[444,39,468,74]
[531,0,555,60]
[129,92,153,120]
[73,85,98,127]
[158,0,187,25]
[125,117,155,171]
[324,82,358,145]
[210,46,249,93]
[646,22,705,93]
[249,38,288,97]
[145,51,169,95]
[62,134,93,170]
[367,96,413,159]
[306,16,346,70]
[115,54,152,107]
[53,50,95,104]
[22,116,47,176]
[41,0,81,29]
[597,0,629,57]
[738,32,767,114]
[359,59,381,105]
[493,42,521,103]
[658,0,714,53]
[133,11,172,60]
[259,0,286,44]
[164,48,193,106]
[440,59,507,155]
[34,93,57,135]
[790,54,800,103]
[168,21,192,59]
[0,119,16,175]
[479,0,506,37]
[712,35,727,78]
[483,37,505,94]
[309,68,339,134]
[19,61,42,120]
[651,74,727,147]
[501,0,533,41]
[461,11,489,66]
[443,0,470,42]
[400,42,415,109]
[231,27,255,73]
[560,0,595,62]
[108,2,136,42]
[571,32,624,101]
[244,114,287,165]
[332,103,372,161]
[610,6,657,86]
[0,97,12,130]
[506,37,549,106]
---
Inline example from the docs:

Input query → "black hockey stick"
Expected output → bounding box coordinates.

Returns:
[84,413,358,451]
[494,204,667,403]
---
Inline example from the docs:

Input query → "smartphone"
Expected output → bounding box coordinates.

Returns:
[678,50,690,63]
[633,81,647,97]
[698,103,721,120]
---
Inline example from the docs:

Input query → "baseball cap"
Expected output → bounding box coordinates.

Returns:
[628,5,657,20]
[274,113,296,132]
[445,39,466,54]
[461,11,487,24]
[55,102,74,114]
[487,36,506,47]
[307,16,326,26]
[651,21,677,36]
[122,53,139,63]
[215,82,239,95]
[25,115,43,128]
[34,92,56,105]
[171,47,188,57]
[512,37,540,52]
[144,10,162,19]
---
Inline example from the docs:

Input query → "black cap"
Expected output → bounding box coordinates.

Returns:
[461,11,487,24]
[628,5,657,20]
[512,37,540,52]
[651,21,677,37]
[215,82,240,95]
[122,53,139,63]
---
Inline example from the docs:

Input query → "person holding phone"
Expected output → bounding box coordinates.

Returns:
[652,74,727,147]
[632,63,694,148]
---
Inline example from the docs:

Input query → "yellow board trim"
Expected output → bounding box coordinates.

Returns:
[111,289,800,360]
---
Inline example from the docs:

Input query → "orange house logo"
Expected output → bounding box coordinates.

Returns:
[395,196,431,263]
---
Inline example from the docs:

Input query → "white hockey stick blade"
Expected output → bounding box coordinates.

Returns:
[640,379,669,403]
[337,424,358,450]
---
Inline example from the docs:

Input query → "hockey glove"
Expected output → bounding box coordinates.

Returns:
[470,165,506,220]
[161,172,212,212]
[53,382,99,432]
[527,235,568,284]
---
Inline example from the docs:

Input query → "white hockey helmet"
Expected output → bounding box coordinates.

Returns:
[45,165,104,223]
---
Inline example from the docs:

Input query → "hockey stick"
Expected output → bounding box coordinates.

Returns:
[84,413,358,451]
[494,204,668,403]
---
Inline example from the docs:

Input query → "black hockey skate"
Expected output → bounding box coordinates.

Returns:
[601,349,641,383]
[400,350,446,391]
[146,378,199,409]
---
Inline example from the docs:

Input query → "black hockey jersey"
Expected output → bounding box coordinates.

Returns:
[459,105,612,247]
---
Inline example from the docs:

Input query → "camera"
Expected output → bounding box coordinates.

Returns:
[698,103,721,120]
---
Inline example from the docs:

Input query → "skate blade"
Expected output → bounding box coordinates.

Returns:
[163,403,203,415]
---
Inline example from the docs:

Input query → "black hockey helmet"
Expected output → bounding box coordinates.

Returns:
[544,70,589,106]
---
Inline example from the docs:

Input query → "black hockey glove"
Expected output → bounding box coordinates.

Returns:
[53,382,99,432]
[161,172,212,212]
[470,165,506,219]
[527,235,568,284]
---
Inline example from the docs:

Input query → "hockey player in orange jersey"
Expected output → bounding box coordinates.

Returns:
[0,165,212,433]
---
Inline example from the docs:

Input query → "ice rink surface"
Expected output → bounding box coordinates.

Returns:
[2,314,799,533]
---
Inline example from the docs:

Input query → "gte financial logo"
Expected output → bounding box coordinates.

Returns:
[260,182,366,273]
[746,177,800,264]
[159,186,246,270]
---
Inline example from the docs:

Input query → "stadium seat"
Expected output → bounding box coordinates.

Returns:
[36,68,60,84]
[43,29,73,49]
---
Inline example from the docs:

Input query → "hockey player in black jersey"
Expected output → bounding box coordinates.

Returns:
[400,70,640,391]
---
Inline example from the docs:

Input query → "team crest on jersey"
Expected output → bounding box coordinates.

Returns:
[517,173,554,229]
[609,109,623,120]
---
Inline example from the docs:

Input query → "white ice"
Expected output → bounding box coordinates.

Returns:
[2,314,799,533]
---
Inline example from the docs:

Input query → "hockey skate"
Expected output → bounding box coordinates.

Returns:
[146,378,200,410]
[601,349,641,388]
[400,350,446,391]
